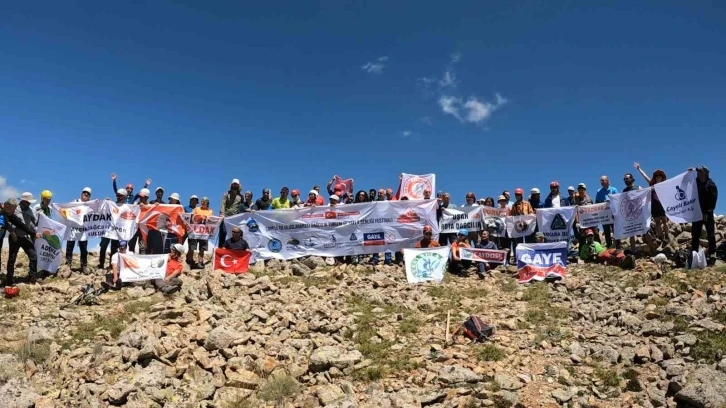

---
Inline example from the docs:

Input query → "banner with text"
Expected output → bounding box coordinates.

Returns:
[52,200,110,241]
[102,201,140,241]
[505,214,537,239]
[610,189,652,239]
[118,253,168,282]
[481,206,509,237]
[653,171,703,224]
[459,247,509,264]
[536,206,576,242]
[138,204,185,241]
[182,213,223,240]
[403,247,450,284]
[398,173,436,200]
[439,206,482,234]
[516,242,568,284]
[576,203,613,228]
[34,214,67,273]
[224,200,439,260]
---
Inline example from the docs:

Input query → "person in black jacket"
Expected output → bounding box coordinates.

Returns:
[1,198,37,285]
[691,166,718,260]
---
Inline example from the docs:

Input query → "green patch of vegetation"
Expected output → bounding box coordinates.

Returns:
[352,366,384,381]
[662,315,689,333]
[690,330,726,364]
[534,326,570,344]
[12,340,51,365]
[622,368,639,380]
[712,309,726,324]
[519,284,568,343]
[257,373,302,404]
[594,366,621,388]
[399,315,423,335]
[475,344,505,362]
[647,296,669,308]
[662,270,722,294]
[620,273,647,289]
[521,284,550,303]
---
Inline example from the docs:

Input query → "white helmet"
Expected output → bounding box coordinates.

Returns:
[172,243,186,254]
[139,188,150,197]
[116,189,128,196]
[169,192,180,201]
[82,187,92,194]
[530,188,540,194]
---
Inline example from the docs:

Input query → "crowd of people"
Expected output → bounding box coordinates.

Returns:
[0,163,720,289]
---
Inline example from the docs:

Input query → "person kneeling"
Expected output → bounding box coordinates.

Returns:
[154,243,185,295]
[579,229,635,269]
[101,240,129,291]
[450,229,472,276]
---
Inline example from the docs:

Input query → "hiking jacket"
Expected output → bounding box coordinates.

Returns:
[14,204,37,239]
[220,191,243,216]
[0,210,36,238]
[697,178,718,212]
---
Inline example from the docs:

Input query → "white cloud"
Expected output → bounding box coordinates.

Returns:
[402,130,413,137]
[439,71,457,89]
[0,176,20,202]
[438,95,462,121]
[439,94,507,125]
[361,56,388,74]
[420,116,432,125]
[450,52,462,63]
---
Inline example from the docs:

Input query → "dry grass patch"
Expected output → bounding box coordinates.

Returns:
[4,340,52,365]
[474,344,505,362]
[594,366,621,388]
[257,372,303,404]
[690,330,726,364]
[662,269,723,294]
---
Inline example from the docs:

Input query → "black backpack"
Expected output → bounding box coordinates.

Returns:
[453,315,495,343]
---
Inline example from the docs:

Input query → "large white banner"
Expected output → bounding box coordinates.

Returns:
[480,206,509,238]
[653,171,703,224]
[53,200,111,241]
[505,214,537,239]
[102,201,140,241]
[118,253,167,282]
[576,203,613,228]
[224,200,439,260]
[438,206,482,234]
[34,214,67,273]
[536,207,576,242]
[399,173,435,200]
[610,189,652,239]
[182,213,223,240]
[403,247,450,283]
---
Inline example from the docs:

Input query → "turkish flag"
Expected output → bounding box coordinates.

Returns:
[213,248,251,274]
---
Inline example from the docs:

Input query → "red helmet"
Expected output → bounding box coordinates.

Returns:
[514,188,524,195]
[585,229,595,237]
[423,225,433,233]
[4,286,20,298]
[291,189,300,196]
[550,181,559,188]
[126,183,133,189]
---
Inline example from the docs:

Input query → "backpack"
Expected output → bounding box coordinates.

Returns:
[452,315,495,343]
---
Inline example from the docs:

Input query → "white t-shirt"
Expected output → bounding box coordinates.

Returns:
[111,252,122,273]
[551,194,561,208]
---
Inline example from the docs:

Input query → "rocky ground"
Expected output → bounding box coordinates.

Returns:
[1,229,725,407]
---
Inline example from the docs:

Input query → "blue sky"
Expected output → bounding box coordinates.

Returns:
[1,1,725,216]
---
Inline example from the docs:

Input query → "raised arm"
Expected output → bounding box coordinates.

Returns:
[633,162,651,185]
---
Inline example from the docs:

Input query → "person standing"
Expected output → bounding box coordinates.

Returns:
[98,189,127,270]
[187,197,213,268]
[595,176,619,249]
[218,179,243,245]
[111,173,151,204]
[8,194,39,284]
[66,187,93,273]
[1,198,37,285]
[691,166,718,262]
[33,190,53,219]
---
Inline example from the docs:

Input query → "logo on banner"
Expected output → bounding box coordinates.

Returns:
[246,219,260,233]
[268,238,282,252]
[550,214,567,230]
[349,233,357,241]
[40,228,62,251]
[483,217,505,236]
[620,194,644,221]
[363,232,385,246]
[120,210,136,220]
[515,220,528,233]
[675,186,687,201]
[410,252,445,279]
[402,176,432,199]
[286,238,301,247]
[397,208,421,223]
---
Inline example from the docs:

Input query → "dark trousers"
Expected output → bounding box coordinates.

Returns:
[602,224,621,249]
[439,233,456,246]
[218,223,227,247]
[129,229,141,253]
[104,273,123,291]
[0,231,4,271]
[99,238,119,268]
[66,240,88,266]
[7,237,38,284]
[691,212,716,254]
[450,260,472,275]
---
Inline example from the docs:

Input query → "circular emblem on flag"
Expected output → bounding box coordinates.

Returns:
[267,238,282,253]
[40,228,62,251]
[515,220,527,233]
[402,176,432,200]
[620,194,643,222]
[410,252,445,279]
[120,211,136,220]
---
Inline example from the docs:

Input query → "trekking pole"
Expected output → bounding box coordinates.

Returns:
[445,310,451,344]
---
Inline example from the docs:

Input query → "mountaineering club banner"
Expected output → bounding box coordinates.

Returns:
[459,247,509,264]
[182,213,223,240]
[609,189,652,239]
[576,202,613,228]
[138,204,185,241]
[516,242,567,284]
[505,214,537,239]
[102,201,140,241]
[481,206,508,237]
[438,206,482,234]
[34,214,67,273]
[224,200,439,260]
[403,247,450,283]
[536,207,576,242]
[118,253,168,282]
[53,199,110,241]
[653,170,703,224]
[397,173,435,200]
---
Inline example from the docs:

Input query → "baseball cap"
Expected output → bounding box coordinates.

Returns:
[497,195,507,201]
[567,186,575,191]
[118,240,128,248]
[458,228,469,236]
[531,188,540,194]
[696,166,709,174]
[535,232,544,238]
[82,187,92,194]
[330,194,340,201]
[155,187,164,193]
[231,178,240,185]
[169,193,180,201]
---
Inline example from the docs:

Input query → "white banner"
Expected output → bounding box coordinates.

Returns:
[399,173,436,200]
[403,247,450,283]
[505,214,537,239]
[459,247,509,264]
[653,171,703,224]
[53,200,111,241]
[536,207,576,242]
[609,189,652,239]
[480,206,509,237]
[118,253,167,282]
[182,213,223,240]
[438,206,482,234]
[224,200,439,260]
[576,203,613,228]
[102,201,140,241]
[34,214,67,273]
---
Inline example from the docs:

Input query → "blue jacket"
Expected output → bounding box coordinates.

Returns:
[528,198,543,210]
[543,194,568,208]
[596,186,618,203]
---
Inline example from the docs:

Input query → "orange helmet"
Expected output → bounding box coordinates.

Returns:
[514,188,524,195]
[423,225,433,233]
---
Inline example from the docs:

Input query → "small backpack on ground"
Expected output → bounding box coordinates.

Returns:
[452,315,495,343]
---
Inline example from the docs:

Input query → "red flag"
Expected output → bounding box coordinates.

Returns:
[213,248,251,274]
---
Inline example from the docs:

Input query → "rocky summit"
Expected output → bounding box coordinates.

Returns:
[1,233,725,407]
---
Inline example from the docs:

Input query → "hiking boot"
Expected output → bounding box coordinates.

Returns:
[620,255,636,270]
[161,285,180,296]
[81,265,89,275]
[100,281,111,292]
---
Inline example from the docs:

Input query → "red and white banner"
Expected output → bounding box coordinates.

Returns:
[516,242,568,284]
[213,248,251,273]
[118,253,167,282]
[182,213,223,240]
[52,199,109,241]
[481,206,508,237]
[103,201,140,241]
[576,203,613,228]
[328,175,354,196]
[138,204,185,241]
[459,247,509,264]
[396,173,435,200]
[505,214,537,239]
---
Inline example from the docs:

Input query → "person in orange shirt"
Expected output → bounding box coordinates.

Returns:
[414,225,440,248]
[187,197,214,268]
[153,243,185,295]
[449,228,472,276]
[509,188,535,216]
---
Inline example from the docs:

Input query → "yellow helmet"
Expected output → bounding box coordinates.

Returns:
[41,190,53,199]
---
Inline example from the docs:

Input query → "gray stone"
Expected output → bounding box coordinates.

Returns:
[438,365,483,384]
[675,366,726,408]
[309,346,363,372]
[494,373,523,390]
[551,388,574,403]
[204,326,241,351]
[0,378,40,408]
